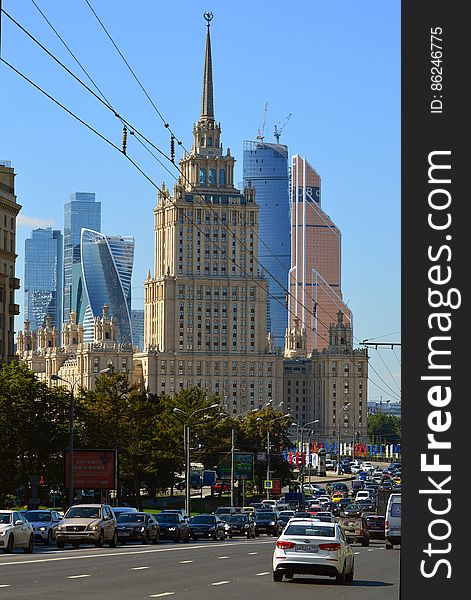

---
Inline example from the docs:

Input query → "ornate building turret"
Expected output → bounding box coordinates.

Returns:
[61,311,84,347]
[328,310,353,352]
[284,316,307,358]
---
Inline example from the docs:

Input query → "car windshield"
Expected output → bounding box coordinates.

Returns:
[285,524,335,537]
[215,508,232,514]
[24,511,51,522]
[118,514,146,523]
[190,516,215,525]
[0,513,12,524]
[65,507,100,519]
[346,504,361,511]
[226,515,247,523]
[156,514,178,523]
[256,512,275,520]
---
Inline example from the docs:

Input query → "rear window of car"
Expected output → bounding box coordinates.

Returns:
[24,511,51,522]
[118,514,146,523]
[190,516,215,524]
[390,503,401,517]
[156,513,178,523]
[285,524,335,537]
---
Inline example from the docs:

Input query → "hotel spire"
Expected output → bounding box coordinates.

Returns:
[201,12,214,120]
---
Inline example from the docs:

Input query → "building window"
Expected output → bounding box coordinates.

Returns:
[207,136,213,147]
[219,169,225,185]
[199,167,207,184]
[209,169,216,185]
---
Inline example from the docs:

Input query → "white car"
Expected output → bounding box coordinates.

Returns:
[273,518,354,584]
[355,490,371,502]
[23,509,62,545]
[385,493,401,549]
[316,495,331,505]
[0,510,35,554]
[361,462,374,472]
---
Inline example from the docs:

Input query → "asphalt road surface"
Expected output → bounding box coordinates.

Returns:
[0,537,399,599]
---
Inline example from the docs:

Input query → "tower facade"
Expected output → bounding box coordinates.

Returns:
[141,16,282,413]
[243,141,290,350]
[80,229,134,344]
[63,192,101,324]
[0,160,21,363]
[289,155,351,353]
[24,228,63,333]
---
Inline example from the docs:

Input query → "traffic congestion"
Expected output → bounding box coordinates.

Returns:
[0,457,401,587]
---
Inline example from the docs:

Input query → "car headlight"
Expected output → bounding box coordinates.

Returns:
[39,526,47,532]
[224,524,230,530]
[269,521,275,526]
[208,527,215,532]
[56,525,66,531]
[243,524,249,528]
[168,527,176,531]
[87,524,99,531]
[0,530,7,536]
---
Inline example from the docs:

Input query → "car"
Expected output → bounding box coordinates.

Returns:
[189,514,226,541]
[323,502,341,517]
[111,506,138,520]
[364,515,386,540]
[174,479,186,490]
[22,509,62,545]
[380,481,394,491]
[302,483,320,494]
[316,495,331,505]
[307,505,323,516]
[242,506,255,515]
[292,511,317,520]
[341,504,364,517]
[212,481,231,493]
[277,510,296,527]
[155,512,190,543]
[331,492,344,503]
[224,514,256,539]
[254,511,283,536]
[325,459,336,470]
[55,504,117,549]
[338,514,370,546]
[361,462,375,472]
[249,502,265,511]
[355,490,371,502]
[340,464,352,474]
[0,510,35,554]
[313,511,336,523]
[117,512,160,544]
[261,499,278,508]
[385,493,401,549]
[214,506,237,517]
[273,518,354,583]
[338,498,353,511]
[330,483,349,495]
[160,509,190,522]
[356,499,376,513]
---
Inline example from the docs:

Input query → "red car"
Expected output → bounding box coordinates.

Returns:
[212,482,231,493]
[307,505,323,515]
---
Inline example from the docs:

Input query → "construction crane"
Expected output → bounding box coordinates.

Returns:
[274,113,292,143]
[256,102,269,142]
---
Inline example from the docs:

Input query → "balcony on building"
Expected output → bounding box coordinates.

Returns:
[9,303,20,315]
[10,277,20,290]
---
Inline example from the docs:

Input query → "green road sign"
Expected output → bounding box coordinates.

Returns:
[218,452,254,480]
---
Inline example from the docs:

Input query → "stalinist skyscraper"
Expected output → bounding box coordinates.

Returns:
[140,14,282,414]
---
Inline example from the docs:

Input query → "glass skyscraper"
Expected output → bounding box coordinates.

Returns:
[243,140,290,349]
[24,228,63,332]
[131,309,144,351]
[63,192,101,324]
[81,229,134,344]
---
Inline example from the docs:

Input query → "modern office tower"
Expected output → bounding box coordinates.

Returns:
[0,160,21,363]
[24,228,63,333]
[63,192,101,324]
[131,309,144,351]
[80,229,134,344]
[141,17,283,412]
[243,141,290,350]
[288,155,351,353]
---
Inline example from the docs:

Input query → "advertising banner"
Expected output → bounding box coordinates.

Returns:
[64,449,117,490]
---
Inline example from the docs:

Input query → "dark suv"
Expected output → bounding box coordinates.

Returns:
[155,512,190,543]
[188,514,226,541]
[254,511,283,537]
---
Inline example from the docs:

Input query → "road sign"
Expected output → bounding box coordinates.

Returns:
[264,480,273,489]
[218,453,254,480]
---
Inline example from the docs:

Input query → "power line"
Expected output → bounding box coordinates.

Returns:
[375,348,401,395]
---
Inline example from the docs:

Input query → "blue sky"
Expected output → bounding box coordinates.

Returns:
[0,0,401,405]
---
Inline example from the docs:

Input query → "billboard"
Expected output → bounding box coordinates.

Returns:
[64,449,117,490]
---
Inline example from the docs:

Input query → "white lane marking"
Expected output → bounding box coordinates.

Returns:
[217,556,229,559]
[248,552,259,555]
[131,566,150,570]
[0,540,274,568]
[211,581,230,586]
[0,585,11,588]
[255,572,269,576]
[353,552,360,555]
[367,549,374,552]
[67,574,90,579]
[179,560,194,563]
[149,594,175,598]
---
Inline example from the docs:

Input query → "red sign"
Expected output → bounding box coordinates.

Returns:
[65,449,117,490]
[272,479,281,494]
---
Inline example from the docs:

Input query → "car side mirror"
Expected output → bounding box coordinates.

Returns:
[15,520,24,526]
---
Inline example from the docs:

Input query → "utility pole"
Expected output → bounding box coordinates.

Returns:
[230,425,235,506]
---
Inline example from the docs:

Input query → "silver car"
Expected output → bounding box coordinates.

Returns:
[0,510,34,554]
[23,510,62,545]
[55,504,117,548]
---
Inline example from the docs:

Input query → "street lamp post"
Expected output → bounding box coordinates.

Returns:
[52,368,111,508]
[257,413,291,499]
[174,403,218,515]
[292,420,320,484]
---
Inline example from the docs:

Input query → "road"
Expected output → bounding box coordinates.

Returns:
[0,536,399,599]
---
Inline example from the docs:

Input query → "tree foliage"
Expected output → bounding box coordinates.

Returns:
[367,412,401,444]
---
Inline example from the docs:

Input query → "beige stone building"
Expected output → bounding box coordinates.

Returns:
[17,306,134,390]
[135,19,283,413]
[0,161,21,363]
[283,311,368,444]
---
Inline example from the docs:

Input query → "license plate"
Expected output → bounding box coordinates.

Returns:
[120,531,130,536]
[295,545,318,553]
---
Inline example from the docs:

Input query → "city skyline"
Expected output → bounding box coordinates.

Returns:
[1,1,400,404]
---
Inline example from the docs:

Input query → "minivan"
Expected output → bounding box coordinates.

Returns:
[385,493,401,549]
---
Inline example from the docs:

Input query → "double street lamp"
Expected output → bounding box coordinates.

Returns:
[51,368,111,508]
[336,402,351,474]
[256,413,291,499]
[174,404,218,515]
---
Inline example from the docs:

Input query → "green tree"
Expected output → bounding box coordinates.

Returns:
[367,413,401,445]
[0,362,70,506]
